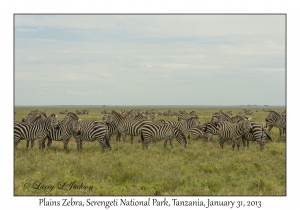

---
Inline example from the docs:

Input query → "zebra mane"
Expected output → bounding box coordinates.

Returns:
[111,110,125,118]
[48,113,57,118]
[67,112,79,120]
[269,110,282,118]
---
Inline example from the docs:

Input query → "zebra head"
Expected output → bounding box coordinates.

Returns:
[72,119,82,135]
[188,117,201,127]
[48,113,59,128]
[211,115,220,125]
[239,117,253,133]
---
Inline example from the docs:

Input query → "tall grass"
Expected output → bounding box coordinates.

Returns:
[14,107,286,196]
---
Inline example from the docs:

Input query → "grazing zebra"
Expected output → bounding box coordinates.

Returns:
[265,111,286,136]
[107,110,152,144]
[241,121,272,151]
[177,111,197,121]
[166,117,201,134]
[215,118,252,151]
[189,125,213,141]
[141,123,186,149]
[62,112,110,151]
[45,115,82,150]
[14,113,59,149]
[203,122,220,137]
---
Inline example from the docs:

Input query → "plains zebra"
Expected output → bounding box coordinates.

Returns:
[219,111,233,122]
[241,121,272,151]
[102,115,121,142]
[141,123,186,149]
[203,122,220,137]
[166,117,201,134]
[14,113,59,149]
[265,111,286,136]
[189,125,213,141]
[215,118,252,151]
[45,115,82,150]
[230,115,244,123]
[62,112,110,151]
[177,111,197,122]
[107,110,152,144]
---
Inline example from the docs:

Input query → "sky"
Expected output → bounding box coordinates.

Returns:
[14,14,286,106]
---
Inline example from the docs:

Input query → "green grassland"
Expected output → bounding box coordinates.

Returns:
[14,107,286,196]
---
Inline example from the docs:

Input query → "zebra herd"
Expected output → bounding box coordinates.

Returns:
[14,108,286,152]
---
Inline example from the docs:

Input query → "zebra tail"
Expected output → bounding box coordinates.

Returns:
[141,131,144,143]
[265,132,272,141]
[105,133,111,148]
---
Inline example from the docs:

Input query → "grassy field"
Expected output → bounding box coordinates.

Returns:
[14,107,286,196]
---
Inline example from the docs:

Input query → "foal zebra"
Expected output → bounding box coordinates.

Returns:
[14,113,59,149]
[62,112,110,151]
[141,123,186,149]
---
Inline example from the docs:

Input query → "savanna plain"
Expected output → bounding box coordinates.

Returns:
[14,107,286,196]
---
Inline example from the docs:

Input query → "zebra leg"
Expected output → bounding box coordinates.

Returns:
[164,139,168,148]
[26,140,30,149]
[30,139,34,148]
[75,138,82,151]
[116,132,121,142]
[38,138,46,150]
[14,138,21,149]
[169,138,173,148]
[130,135,134,144]
[219,137,224,149]
[63,139,70,150]
[267,124,273,133]
[232,138,236,151]
[47,139,52,148]
[121,133,126,143]
[236,138,241,150]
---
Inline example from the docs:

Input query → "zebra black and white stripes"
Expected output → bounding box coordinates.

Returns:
[62,112,110,151]
[242,121,272,151]
[14,113,59,149]
[215,118,252,151]
[46,114,82,150]
[265,111,286,136]
[107,110,152,144]
[141,123,186,149]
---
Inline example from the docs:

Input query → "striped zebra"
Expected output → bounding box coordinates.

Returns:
[107,110,152,144]
[215,118,252,151]
[45,115,82,150]
[141,123,186,149]
[14,113,59,149]
[203,122,220,139]
[166,117,201,134]
[177,111,197,121]
[102,115,122,142]
[265,111,286,136]
[189,125,213,142]
[61,112,110,151]
[241,121,272,151]
[230,115,244,123]
[219,111,233,122]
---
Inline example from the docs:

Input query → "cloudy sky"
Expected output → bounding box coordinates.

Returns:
[14,14,285,106]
